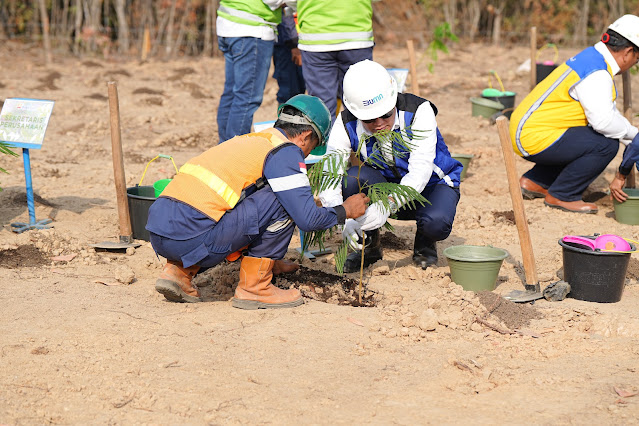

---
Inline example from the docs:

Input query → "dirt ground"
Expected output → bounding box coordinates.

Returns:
[2,38,639,424]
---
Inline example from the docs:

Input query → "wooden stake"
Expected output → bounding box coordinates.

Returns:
[142,26,151,61]
[530,26,537,91]
[406,39,420,96]
[107,82,133,243]
[496,117,539,291]
[622,71,635,188]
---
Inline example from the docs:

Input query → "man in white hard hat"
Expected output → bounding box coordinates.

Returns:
[317,59,463,272]
[510,15,639,213]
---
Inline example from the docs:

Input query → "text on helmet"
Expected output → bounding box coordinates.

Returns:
[363,93,384,106]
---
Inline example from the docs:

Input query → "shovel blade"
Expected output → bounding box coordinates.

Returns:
[90,241,141,250]
[504,289,543,303]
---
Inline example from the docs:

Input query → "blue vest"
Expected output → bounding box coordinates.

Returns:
[340,93,462,187]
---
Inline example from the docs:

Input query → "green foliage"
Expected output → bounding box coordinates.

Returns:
[426,22,458,73]
[304,125,431,276]
[307,150,350,193]
[0,142,18,191]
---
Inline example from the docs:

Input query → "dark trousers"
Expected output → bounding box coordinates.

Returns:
[273,44,306,105]
[149,186,295,268]
[342,166,460,244]
[523,126,619,201]
[300,47,373,119]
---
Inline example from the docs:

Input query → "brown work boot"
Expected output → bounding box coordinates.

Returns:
[544,194,598,214]
[520,176,548,199]
[232,256,304,310]
[155,260,202,303]
[273,259,299,275]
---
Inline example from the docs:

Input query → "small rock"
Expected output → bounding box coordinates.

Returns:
[470,322,483,332]
[400,327,410,336]
[400,312,417,328]
[427,296,441,309]
[114,265,135,284]
[418,309,438,331]
[126,247,136,255]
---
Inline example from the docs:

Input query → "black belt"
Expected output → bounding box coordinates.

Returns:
[235,177,267,206]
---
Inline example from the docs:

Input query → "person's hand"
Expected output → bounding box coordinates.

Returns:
[291,48,302,66]
[610,172,628,203]
[342,193,369,218]
[342,219,362,250]
[356,201,390,231]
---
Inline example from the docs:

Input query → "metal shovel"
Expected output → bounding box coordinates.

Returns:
[90,81,140,251]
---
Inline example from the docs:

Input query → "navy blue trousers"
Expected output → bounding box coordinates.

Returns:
[342,166,460,244]
[149,187,295,268]
[523,126,619,201]
[273,44,306,105]
[300,47,373,119]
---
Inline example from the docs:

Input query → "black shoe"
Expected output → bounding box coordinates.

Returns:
[413,231,438,269]
[343,229,383,273]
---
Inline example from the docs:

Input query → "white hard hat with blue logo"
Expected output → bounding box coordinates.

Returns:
[342,59,398,121]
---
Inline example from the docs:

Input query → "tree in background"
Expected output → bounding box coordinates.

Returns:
[1,0,639,59]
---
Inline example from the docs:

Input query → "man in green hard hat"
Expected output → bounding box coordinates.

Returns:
[146,94,369,309]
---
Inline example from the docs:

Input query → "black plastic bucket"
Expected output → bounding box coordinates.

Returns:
[558,238,633,303]
[536,63,558,84]
[127,185,156,241]
[482,92,516,119]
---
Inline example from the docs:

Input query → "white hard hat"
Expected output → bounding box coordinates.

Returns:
[608,14,639,49]
[342,60,398,121]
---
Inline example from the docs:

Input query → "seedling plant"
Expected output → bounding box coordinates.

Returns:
[305,127,430,303]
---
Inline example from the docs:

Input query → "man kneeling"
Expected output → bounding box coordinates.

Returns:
[146,95,369,309]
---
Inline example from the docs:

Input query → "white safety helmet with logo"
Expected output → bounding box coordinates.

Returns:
[608,14,639,49]
[342,60,398,121]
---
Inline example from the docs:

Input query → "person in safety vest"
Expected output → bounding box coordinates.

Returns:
[510,15,639,214]
[296,0,374,119]
[317,60,463,272]
[216,0,295,143]
[146,95,369,309]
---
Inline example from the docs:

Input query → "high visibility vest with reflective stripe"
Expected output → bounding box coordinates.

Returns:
[160,128,289,222]
[509,46,616,157]
[297,0,373,47]
[217,0,281,29]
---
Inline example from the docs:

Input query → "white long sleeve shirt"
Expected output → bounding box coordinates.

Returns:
[570,42,638,144]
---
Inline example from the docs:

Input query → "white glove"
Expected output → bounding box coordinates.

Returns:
[342,219,363,250]
[355,201,391,231]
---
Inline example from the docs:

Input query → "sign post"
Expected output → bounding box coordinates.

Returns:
[0,98,55,233]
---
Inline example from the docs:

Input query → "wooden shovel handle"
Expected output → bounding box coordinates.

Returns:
[107,81,133,241]
[496,116,539,291]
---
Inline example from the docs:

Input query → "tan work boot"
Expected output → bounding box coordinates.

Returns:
[273,259,299,275]
[232,256,304,310]
[544,194,597,214]
[155,260,202,303]
[520,176,548,199]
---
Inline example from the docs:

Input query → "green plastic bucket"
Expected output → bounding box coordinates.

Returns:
[451,153,474,181]
[153,178,172,198]
[443,245,509,291]
[481,91,516,119]
[613,188,639,225]
[470,97,504,118]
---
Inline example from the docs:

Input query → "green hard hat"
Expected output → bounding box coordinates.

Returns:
[277,94,332,146]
